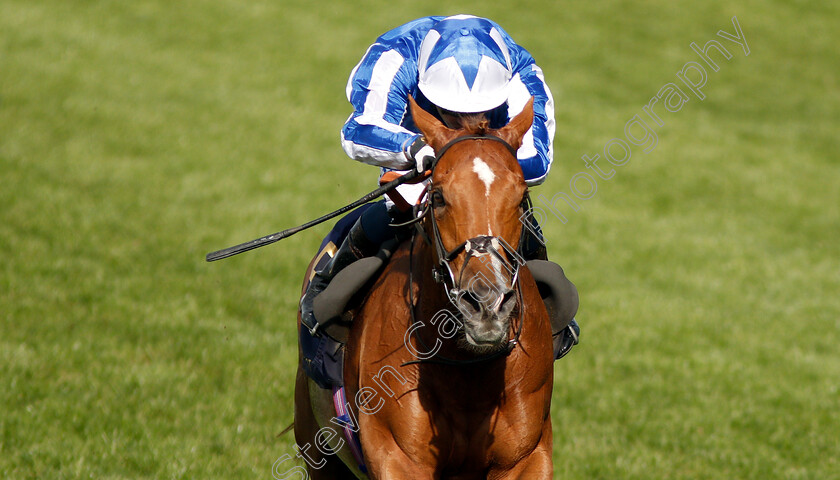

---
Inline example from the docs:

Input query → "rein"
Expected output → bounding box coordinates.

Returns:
[401,133,527,367]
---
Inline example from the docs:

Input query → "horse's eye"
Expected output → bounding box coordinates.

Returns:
[431,191,446,208]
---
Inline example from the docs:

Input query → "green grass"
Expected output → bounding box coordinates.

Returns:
[2,0,838,478]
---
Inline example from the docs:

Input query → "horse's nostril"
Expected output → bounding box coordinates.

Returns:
[462,291,482,311]
[502,290,515,305]
[459,287,513,313]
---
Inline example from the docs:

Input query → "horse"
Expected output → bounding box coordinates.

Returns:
[292,96,555,479]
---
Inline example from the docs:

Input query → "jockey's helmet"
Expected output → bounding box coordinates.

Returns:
[418,15,513,113]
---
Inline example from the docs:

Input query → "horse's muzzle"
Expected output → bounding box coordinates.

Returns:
[455,286,516,348]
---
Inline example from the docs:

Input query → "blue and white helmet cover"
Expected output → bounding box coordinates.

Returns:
[418,15,513,113]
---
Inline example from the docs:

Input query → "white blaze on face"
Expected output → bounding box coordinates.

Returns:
[472,157,496,235]
[471,158,504,286]
[488,237,505,287]
[472,157,496,197]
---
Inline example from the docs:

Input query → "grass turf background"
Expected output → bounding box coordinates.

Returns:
[1,0,838,478]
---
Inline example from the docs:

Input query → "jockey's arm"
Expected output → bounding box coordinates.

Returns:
[506,43,556,187]
[340,43,418,171]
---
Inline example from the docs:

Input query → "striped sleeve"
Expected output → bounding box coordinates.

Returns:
[505,46,555,186]
[341,44,419,170]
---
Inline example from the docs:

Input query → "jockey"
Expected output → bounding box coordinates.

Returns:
[301,15,580,359]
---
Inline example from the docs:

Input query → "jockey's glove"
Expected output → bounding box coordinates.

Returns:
[406,136,436,173]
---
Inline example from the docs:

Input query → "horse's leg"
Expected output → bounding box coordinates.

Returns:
[293,363,357,479]
[489,419,554,480]
[356,417,436,479]
[364,446,435,480]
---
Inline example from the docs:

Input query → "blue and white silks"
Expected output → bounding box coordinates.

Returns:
[340,16,555,187]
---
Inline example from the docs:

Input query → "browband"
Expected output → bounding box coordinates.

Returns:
[433,134,517,167]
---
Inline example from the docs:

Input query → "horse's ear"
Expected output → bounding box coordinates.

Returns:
[408,95,450,150]
[497,97,535,151]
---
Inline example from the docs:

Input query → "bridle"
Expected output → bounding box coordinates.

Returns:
[401,133,532,367]
[426,134,528,305]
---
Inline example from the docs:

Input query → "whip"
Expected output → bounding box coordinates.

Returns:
[205,169,424,262]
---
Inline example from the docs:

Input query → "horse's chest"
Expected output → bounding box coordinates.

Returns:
[420,393,545,469]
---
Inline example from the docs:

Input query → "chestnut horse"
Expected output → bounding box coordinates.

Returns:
[293,97,554,479]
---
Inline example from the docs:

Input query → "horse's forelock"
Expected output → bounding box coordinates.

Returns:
[454,113,490,135]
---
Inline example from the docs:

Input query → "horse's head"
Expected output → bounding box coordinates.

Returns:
[409,96,535,353]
